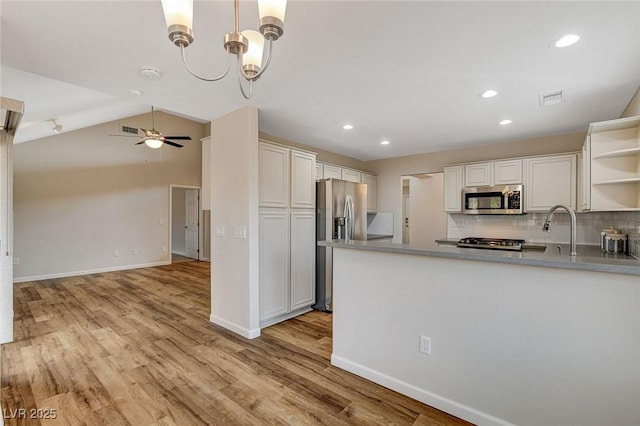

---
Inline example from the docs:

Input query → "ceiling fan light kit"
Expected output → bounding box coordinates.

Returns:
[160,0,287,99]
[109,106,192,149]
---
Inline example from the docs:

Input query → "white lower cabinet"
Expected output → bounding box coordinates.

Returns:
[259,210,290,321]
[259,209,315,327]
[290,211,316,311]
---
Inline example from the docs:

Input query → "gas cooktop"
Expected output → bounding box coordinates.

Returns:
[457,237,525,251]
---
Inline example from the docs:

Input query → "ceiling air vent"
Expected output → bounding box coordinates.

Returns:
[539,90,564,107]
[120,125,139,135]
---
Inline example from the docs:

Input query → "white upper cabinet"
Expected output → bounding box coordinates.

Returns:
[524,154,577,211]
[463,160,522,187]
[464,163,494,187]
[361,173,378,213]
[494,160,523,185]
[259,143,290,208]
[341,168,362,183]
[290,150,316,209]
[322,164,342,180]
[259,142,316,209]
[444,165,464,212]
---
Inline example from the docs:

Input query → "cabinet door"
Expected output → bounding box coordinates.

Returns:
[341,168,362,183]
[259,210,290,321]
[524,155,577,211]
[259,143,290,208]
[361,173,378,213]
[465,163,493,187]
[290,210,316,311]
[323,164,342,180]
[315,162,323,181]
[291,150,316,209]
[494,160,522,185]
[201,136,211,210]
[444,166,464,212]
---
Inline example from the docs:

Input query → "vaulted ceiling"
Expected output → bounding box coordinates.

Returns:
[2,1,639,160]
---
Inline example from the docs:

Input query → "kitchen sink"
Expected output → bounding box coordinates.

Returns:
[521,244,547,253]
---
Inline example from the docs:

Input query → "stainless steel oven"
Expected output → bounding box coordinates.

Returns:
[462,185,524,215]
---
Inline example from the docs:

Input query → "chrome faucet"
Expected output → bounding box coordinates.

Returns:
[542,204,577,256]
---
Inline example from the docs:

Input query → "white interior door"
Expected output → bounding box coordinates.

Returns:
[185,189,199,260]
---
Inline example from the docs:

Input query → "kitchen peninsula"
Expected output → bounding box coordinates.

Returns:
[322,240,640,426]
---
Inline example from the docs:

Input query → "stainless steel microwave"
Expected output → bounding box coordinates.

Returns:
[462,185,525,215]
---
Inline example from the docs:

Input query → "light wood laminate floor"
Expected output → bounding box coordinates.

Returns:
[1,261,471,425]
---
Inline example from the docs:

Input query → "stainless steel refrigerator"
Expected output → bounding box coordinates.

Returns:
[314,178,367,311]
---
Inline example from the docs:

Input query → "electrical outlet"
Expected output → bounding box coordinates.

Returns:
[419,335,431,355]
[162,246,167,253]
[132,248,138,255]
[113,250,120,257]
[13,257,20,265]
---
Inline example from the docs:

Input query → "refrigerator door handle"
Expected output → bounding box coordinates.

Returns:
[344,194,355,241]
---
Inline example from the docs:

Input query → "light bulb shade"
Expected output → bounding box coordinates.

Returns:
[145,139,164,149]
[242,30,265,71]
[161,0,193,29]
[258,0,287,22]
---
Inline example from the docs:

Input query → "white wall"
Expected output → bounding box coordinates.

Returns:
[407,174,446,246]
[332,248,640,426]
[171,187,187,255]
[13,111,205,281]
[209,106,260,339]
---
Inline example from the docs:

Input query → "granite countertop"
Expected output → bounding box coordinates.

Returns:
[319,239,640,276]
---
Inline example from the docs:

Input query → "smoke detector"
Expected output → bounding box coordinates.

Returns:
[539,90,564,107]
[140,66,161,80]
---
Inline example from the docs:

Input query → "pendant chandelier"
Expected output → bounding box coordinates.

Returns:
[160,0,287,99]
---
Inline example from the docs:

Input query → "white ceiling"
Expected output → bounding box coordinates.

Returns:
[1,1,639,161]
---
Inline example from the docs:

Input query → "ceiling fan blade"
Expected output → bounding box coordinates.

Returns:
[163,140,184,148]
[163,136,192,140]
[135,141,145,145]
[140,128,154,137]
[108,134,141,138]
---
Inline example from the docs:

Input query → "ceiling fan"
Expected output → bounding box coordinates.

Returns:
[110,106,192,148]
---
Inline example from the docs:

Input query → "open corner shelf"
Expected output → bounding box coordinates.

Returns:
[592,146,640,160]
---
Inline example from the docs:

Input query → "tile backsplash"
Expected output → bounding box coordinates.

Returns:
[447,211,640,245]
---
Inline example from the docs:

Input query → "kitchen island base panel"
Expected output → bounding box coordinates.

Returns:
[331,247,640,426]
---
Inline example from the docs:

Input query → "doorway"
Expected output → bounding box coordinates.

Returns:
[401,173,447,246]
[170,185,202,263]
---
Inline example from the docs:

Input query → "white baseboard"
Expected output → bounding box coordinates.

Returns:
[209,314,261,339]
[171,250,187,256]
[259,307,312,329]
[13,261,171,283]
[331,354,515,426]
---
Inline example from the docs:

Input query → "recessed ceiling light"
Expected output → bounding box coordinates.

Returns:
[553,34,580,48]
[499,119,512,126]
[380,140,390,145]
[479,89,498,98]
[342,124,353,130]
[128,89,143,96]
